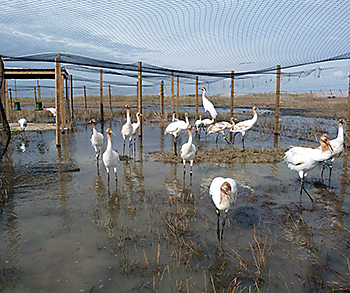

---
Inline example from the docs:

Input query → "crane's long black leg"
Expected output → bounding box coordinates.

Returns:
[216,209,221,241]
[223,134,230,144]
[300,177,314,202]
[221,213,227,240]
[174,137,178,156]
[328,164,333,188]
[232,133,238,145]
[216,133,220,144]
[242,136,245,149]
[321,163,326,182]
[123,140,126,155]
[183,161,186,178]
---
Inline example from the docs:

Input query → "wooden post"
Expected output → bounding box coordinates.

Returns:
[37,80,41,101]
[100,69,104,122]
[34,86,37,106]
[70,75,74,119]
[274,65,281,147]
[108,84,112,111]
[230,70,234,118]
[4,79,9,118]
[176,76,179,119]
[14,80,17,100]
[138,61,142,137]
[84,85,87,111]
[9,88,12,110]
[160,80,164,118]
[55,55,61,147]
[0,56,6,131]
[195,76,199,120]
[171,71,174,114]
[346,71,350,147]
[60,75,66,130]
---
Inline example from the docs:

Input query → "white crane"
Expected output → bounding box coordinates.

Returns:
[164,112,189,156]
[121,105,133,156]
[44,107,56,117]
[207,117,235,144]
[131,112,142,154]
[210,177,238,241]
[18,118,27,132]
[284,134,334,202]
[89,118,104,161]
[180,125,196,178]
[102,128,120,183]
[230,106,258,149]
[201,87,217,119]
[320,118,345,185]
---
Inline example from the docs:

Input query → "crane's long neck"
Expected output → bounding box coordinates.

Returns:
[185,115,189,124]
[336,122,344,142]
[126,109,131,124]
[136,115,141,126]
[92,123,98,134]
[202,90,207,102]
[187,128,192,145]
[106,134,113,151]
[251,110,258,123]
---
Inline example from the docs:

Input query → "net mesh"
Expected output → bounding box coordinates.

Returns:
[1,0,350,96]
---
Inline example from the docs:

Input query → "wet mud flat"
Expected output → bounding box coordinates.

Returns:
[0,119,349,292]
[148,146,287,163]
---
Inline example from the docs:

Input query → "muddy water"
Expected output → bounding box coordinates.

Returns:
[0,118,349,292]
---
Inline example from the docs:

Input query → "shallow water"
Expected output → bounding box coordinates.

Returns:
[0,118,349,292]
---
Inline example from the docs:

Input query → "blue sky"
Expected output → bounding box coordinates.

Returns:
[1,0,350,96]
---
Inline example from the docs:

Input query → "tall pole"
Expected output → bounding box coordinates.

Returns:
[55,54,61,147]
[84,85,87,111]
[108,84,112,111]
[346,70,350,147]
[9,88,12,110]
[34,86,37,106]
[138,61,142,137]
[176,76,179,119]
[60,74,65,131]
[160,80,164,118]
[230,70,234,118]
[100,69,104,122]
[171,71,174,114]
[274,65,281,147]
[4,79,9,118]
[37,80,41,101]
[195,76,198,120]
[70,75,74,119]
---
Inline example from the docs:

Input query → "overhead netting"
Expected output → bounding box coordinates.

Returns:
[1,0,350,96]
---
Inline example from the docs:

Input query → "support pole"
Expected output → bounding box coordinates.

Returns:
[138,61,142,137]
[274,65,281,147]
[108,84,112,111]
[55,55,61,147]
[176,76,179,119]
[60,74,66,131]
[160,80,164,119]
[171,71,174,114]
[70,75,74,119]
[37,80,41,101]
[100,69,104,122]
[34,86,37,106]
[230,70,234,118]
[9,88,12,110]
[4,80,9,118]
[195,76,198,121]
[84,85,87,111]
[346,70,350,147]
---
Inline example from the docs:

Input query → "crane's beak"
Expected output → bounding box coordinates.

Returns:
[326,141,334,152]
